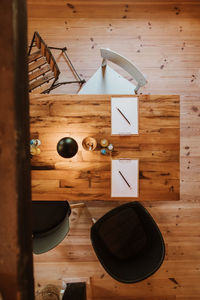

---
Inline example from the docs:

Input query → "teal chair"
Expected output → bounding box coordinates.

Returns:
[32,201,71,254]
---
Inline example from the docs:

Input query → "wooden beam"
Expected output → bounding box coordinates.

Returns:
[0,0,34,299]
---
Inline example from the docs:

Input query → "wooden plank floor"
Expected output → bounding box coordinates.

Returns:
[27,1,200,299]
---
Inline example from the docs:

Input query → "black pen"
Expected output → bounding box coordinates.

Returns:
[116,107,131,125]
[118,170,132,189]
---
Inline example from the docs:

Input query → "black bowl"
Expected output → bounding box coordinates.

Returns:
[57,137,78,158]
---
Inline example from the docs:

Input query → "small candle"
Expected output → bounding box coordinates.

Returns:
[100,149,107,155]
[36,148,41,155]
[30,146,37,155]
[108,144,114,151]
[100,139,108,148]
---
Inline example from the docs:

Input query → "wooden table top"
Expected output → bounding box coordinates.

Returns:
[30,94,180,201]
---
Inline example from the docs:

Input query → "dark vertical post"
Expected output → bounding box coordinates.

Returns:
[0,0,34,299]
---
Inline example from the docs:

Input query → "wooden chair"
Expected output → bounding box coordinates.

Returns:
[28,32,85,94]
[78,48,147,95]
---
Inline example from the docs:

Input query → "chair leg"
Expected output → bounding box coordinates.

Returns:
[48,46,85,85]
[70,203,86,209]
[28,32,36,56]
[70,203,95,225]
[91,218,96,224]
[42,78,58,94]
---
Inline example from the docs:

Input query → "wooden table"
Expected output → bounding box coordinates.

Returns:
[30,94,180,201]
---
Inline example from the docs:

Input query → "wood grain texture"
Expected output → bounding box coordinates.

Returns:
[28,1,200,299]
[33,202,200,300]
[30,94,180,201]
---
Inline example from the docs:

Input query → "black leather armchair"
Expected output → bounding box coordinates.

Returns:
[90,201,165,283]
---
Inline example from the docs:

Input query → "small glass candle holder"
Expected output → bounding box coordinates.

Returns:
[107,143,114,151]
[100,138,108,148]
[100,148,107,155]
[82,136,97,151]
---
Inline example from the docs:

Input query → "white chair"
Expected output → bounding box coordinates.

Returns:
[78,48,147,95]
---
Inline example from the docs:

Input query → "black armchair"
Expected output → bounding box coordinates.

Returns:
[90,201,165,283]
[32,201,71,255]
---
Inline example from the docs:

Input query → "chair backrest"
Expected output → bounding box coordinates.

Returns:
[100,48,147,91]
[34,32,60,79]
[32,201,71,254]
[28,32,60,93]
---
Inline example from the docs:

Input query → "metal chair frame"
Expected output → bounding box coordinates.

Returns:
[28,32,85,94]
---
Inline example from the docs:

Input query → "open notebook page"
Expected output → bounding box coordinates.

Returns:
[111,159,139,198]
[111,97,138,135]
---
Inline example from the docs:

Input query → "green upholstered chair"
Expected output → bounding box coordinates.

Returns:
[32,201,71,255]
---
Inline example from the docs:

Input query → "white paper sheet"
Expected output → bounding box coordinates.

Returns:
[111,97,138,135]
[111,159,139,198]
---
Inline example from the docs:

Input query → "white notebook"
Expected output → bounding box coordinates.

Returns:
[111,159,139,198]
[111,97,138,135]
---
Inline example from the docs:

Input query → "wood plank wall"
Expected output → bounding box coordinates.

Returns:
[27,1,200,299]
